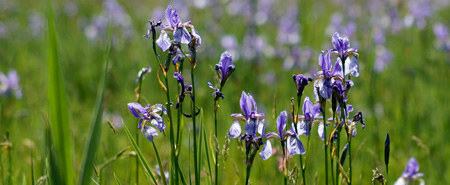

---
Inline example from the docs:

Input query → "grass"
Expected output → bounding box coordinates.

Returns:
[1,0,450,184]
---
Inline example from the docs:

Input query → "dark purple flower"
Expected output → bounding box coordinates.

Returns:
[127,103,167,141]
[394,157,424,185]
[174,72,193,107]
[215,51,235,87]
[155,5,201,51]
[0,70,22,99]
[314,50,343,100]
[293,74,312,97]
[207,81,224,100]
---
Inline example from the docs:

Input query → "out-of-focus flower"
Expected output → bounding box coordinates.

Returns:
[394,157,425,185]
[155,165,170,183]
[433,23,448,41]
[135,65,152,83]
[127,103,167,141]
[0,70,22,99]
[374,46,393,73]
[277,7,300,45]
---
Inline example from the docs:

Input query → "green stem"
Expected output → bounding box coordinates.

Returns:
[295,95,307,185]
[299,153,306,185]
[162,58,176,185]
[136,77,143,185]
[348,137,352,185]
[282,144,287,185]
[335,112,340,185]
[191,65,199,185]
[322,106,328,185]
[245,151,257,185]
[153,142,168,185]
[214,100,219,185]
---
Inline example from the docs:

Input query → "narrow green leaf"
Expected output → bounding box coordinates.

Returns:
[113,173,122,185]
[202,126,212,184]
[122,122,158,185]
[78,19,112,185]
[47,1,74,184]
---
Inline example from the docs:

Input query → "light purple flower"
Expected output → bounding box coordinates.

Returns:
[298,97,322,137]
[331,32,359,65]
[215,51,235,87]
[229,91,265,138]
[394,157,424,185]
[127,102,167,142]
[155,5,201,51]
[155,165,170,183]
[314,50,343,100]
[433,23,448,41]
[0,70,22,99]
[229,91,271,161]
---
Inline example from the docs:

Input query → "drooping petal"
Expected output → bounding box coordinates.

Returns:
[286,136,306,155]
[128,102,145,118]
[331,58,344,78]
[156,31,171,51]
[257,119,265,136]
[192,28,202,46]
[343,56,360,77]
[150,113,165,132]
[318,123,324,140]
[276,111,287,137]
[142,126,158,142]
[314,77,333,99]
[393,177,407,185]
[244,118,258,136]
[297,120,310,137]
[153,104,167,115]
[260,140,273,160]
[229,120,241,138]
[173,26,191,44]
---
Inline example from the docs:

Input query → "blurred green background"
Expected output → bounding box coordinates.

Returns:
[1,0,450,184]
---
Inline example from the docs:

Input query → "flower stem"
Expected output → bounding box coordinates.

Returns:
[348,136,352,185]
[335,112,341,185]
[245,150,257,185]
[295,95,307,185]
[322,105,328,185]
[135,76,143,185]
[282,144,287,185]
[191,65,199,185]
[214,100,219,185]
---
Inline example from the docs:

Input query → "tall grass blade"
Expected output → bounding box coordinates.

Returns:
[122,121,158,185]
[47,1,74,184]
[113,173,122,185]
[78,19,112,185]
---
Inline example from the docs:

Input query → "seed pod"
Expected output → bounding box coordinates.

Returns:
[384,133,390,166]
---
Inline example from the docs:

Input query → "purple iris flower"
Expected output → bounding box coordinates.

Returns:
[331,79,354,103]
[156,5,201,51]
[127,102,167,142]
[293,74,312,97]
[433,23,448,41]
[298,97,322,137]
[229,91,272,160]
[229,91,265,138]
[215,51,235,87]
[394,157,424,185]
[266,111,292,144]
[331,32,360,77]
[314,50,343,100]
[0,70,22,99]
